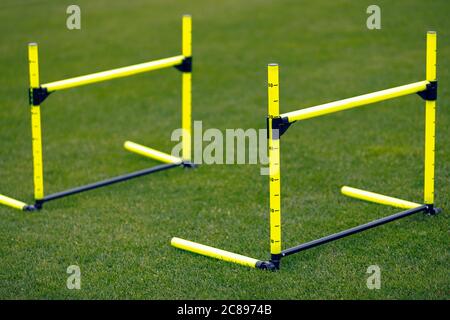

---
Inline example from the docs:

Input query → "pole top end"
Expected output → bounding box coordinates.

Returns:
[427,31,436,35]
[183,14,192,18]
[268,63,279,67]
[28,42,38,47]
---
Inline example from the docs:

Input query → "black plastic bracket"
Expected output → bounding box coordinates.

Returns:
[267,116,292,139]
[22,201,42,211]
[255,260,278,271]
[182,161,197,168]
[417,81,437,101]
[175,57,192,73]
[23,204,39,211]
[33,200,43,210]
[29,87,50,106]
[270,254,281,270]
[425,204,441,215]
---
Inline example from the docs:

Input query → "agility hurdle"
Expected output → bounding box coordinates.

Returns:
[172,31,440,270]
[0,15,193,211]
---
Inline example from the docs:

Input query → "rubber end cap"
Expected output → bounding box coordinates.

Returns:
[182,161,197,168]
[256,261,278,271]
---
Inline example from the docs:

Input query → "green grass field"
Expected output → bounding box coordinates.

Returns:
[0,0,448,299]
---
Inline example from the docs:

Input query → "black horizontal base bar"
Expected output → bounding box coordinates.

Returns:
[281,205,428,257]
[33,162,184,209]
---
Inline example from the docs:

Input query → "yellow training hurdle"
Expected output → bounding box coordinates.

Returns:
[1,15,194,211]
[172,31,440,270]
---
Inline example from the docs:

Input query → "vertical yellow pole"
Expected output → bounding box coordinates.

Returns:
[28,43,44,200]
[268,64,281,268]
[182,15,192,161]
[424,31,437,205]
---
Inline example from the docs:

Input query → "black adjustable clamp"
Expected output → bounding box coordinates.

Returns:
[267,116,292,139]
[417,81,437,101]
[29,87,51,106]
[175,57,192,73]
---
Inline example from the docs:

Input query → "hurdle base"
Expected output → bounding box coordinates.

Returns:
[171,237,277,271]
[4,160,196,212]
[173,204,438,270]
[0,194,36,211]
[0,203,38,212]
[125,141,197,169]
[30,163,182,210]
[125,141,184,163]
[341,185,441,215]
[341,186,423,210]
[281,205,428,257]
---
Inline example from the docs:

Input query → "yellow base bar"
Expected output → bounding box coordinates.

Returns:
[124,141,182,164]
[341,186,422,209]
[0,194,28,210]
[171,237,259,268]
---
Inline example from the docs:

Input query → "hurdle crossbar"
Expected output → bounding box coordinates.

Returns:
[0,15,194,212]
[281,80,430,123]
[41,55,186,92]
[172,31,440,271]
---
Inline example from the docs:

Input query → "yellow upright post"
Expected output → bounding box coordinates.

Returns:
[28,43,44,200]
[182,15,192,161]
[268,64,281,268]
[424,31,437,206]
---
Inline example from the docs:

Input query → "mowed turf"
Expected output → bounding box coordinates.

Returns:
[0,0,448,299]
